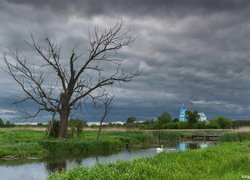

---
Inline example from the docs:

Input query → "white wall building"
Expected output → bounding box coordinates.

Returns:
[198,112,207,122]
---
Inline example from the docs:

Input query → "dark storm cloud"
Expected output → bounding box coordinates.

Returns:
[5,0,250,18]
[1,0,250,121]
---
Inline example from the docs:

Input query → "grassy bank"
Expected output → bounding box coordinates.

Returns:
[0,128,239,158]
[49,141,250,180]
[38,131,153,154]
[0,129,155,158]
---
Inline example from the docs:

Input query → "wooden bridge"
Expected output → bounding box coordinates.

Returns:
[191,135,220,141]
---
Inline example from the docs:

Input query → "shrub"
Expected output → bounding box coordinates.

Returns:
[176,122,189,129]
[48,120,60,138]
[207,120,220,129]
[162,122,179,129]
[196,122,207,129]
[212,116,232,129]
[68,119,86,137]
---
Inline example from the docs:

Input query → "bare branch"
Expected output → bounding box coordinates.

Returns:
[3,21,139,138]
[97,95,114,140]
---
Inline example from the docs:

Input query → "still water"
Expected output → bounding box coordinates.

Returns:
[0,141,214,180]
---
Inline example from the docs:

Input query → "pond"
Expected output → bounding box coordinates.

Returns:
[0,141,214,180]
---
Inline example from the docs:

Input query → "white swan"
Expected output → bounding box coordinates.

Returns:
[156,145,163,152]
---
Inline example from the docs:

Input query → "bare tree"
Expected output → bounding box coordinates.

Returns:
[3,22,139,138]
[96,96,114,141]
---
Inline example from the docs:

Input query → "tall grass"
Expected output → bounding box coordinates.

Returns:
[49,141,250,180]
[150,130,183,142]
[219,132,250,142]
[0,129,45,157]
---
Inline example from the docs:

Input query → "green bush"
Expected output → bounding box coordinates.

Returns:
[161,122,209,129]
[176,122,189,129]
[48,120,60,138]
[196,122,207,129]
[211,116,232,129]
[207,120,220,129]
[68,119,86,138]
[162,122,179,129]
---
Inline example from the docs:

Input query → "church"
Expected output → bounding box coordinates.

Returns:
[179,104,207,122]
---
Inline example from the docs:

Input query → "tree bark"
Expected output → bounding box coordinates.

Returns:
[58,95,70,138]
[58,110,69,138]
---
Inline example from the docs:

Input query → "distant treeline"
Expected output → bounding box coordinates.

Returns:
[0,118,15,127]
[1,115,250,130]
[232,120,250,128]
[124,112,234,129]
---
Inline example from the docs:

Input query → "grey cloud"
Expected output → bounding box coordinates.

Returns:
[1,0,250,121]
[5,0,250,18]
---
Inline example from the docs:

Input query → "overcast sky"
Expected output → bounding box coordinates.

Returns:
[1,0,250,122]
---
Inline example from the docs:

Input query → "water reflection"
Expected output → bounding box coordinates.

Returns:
[178,142,212,151]
[46,160,66,173]
[0,141,214,180]
[178,143,187,151]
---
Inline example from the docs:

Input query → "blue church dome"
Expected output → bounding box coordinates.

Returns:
[179,104,187,122]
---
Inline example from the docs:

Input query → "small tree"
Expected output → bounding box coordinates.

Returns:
[127,116,136,124]
[157,112,172,124]
[0,118,4,127]
[96,96,114,141]
[186,110,199,123]
[212,116,232,129]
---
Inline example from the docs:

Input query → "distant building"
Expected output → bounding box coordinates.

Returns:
[198,112,207,122]
[179,104,187,122]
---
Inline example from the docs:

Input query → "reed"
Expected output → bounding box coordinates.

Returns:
[219,132,250,142]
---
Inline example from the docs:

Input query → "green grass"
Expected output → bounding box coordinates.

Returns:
[0,129,45,157]
[49,141,250,180]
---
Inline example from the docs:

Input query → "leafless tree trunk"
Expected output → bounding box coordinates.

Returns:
[96,96,114,141]
[3,21,139,138]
